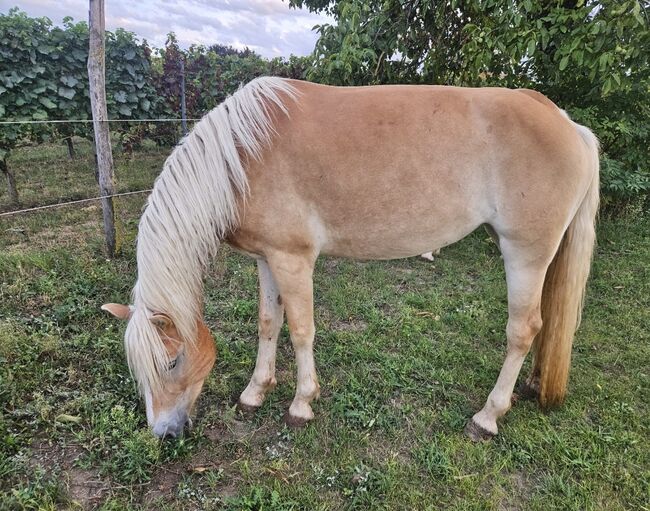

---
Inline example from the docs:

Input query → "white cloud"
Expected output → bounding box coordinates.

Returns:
[0,0,332,57]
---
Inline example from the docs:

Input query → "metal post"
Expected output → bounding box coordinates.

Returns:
[180,59,188,136]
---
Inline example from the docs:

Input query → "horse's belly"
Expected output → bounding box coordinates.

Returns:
[318,208,485,260]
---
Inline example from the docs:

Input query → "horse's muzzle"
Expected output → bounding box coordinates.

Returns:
[152,411,189,439]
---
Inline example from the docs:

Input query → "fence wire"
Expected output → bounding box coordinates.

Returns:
[0,118,201,125]
[0,189,153,218]
[0,117,190,218]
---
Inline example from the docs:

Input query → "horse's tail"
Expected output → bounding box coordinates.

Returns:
[533,123,600,408]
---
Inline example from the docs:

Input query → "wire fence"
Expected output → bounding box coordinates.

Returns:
[0,189,153,218]
[0,117,190,219]
[0,118,202,125]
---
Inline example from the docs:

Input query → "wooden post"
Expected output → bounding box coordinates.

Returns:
[66,137,76,160]
[1,158,19,206]
[87,0,117,257]
[180,59,188,136]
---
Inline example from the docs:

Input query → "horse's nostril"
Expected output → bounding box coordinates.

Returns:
[153,412,189,439]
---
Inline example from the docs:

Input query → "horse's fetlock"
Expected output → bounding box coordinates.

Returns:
[253,375,276,391]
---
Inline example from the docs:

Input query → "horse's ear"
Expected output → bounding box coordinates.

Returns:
[149,313,174,332]
[101,303,132,320]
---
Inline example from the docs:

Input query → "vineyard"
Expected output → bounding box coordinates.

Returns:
[0,8,308,208]
[1,2,649,510]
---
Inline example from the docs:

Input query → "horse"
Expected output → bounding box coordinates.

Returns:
[102,77,599,441]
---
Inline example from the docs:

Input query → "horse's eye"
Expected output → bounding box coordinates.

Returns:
[168,359,177,371]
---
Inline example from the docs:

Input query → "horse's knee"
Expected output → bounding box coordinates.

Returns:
[258,313,277,338]
[290,324,315,346]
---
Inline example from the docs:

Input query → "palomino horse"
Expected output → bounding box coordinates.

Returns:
[103,77,599,440]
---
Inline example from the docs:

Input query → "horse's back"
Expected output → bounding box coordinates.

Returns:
[231,80,594,260]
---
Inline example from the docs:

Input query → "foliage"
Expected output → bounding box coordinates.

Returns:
[153,35,309,118]
[0,9,159,204]
[48,17,92,145]
[290,0,650,208]
[148,34,310,146]
[105,29,157,119]
[0,9,310,206]
[0,9,157,142]
[0,9,56,160]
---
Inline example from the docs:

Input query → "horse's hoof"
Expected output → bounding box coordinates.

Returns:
[237,400,260,417]
[464,419,496,442]
[517,381,540,401]
[283,411,310,429]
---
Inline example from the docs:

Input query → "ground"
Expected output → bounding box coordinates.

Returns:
[0,139,649,510]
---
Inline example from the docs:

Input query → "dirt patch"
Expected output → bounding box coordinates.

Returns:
[496,470,535,511]
[143,465,183,506]
[322,258,340,274]
[66,467,106,509]
[204,418,256,443]
[333,318,368,332]
[28,440,107,510]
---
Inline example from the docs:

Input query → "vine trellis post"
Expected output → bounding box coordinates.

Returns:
[88,0,117,257]
[180,59,188,137]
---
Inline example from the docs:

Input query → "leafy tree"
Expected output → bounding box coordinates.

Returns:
[268,55,311,79]
[290,0,650,208]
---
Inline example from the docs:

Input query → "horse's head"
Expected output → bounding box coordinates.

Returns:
[101,303,216,438]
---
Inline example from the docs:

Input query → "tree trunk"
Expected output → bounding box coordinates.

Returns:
[66,137,76,159]
[1,157,19,206]
[88,0,117,257]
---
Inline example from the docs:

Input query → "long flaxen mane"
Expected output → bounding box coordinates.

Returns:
[125,77,297,393]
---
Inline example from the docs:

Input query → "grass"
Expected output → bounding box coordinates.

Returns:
[1,139,649,510]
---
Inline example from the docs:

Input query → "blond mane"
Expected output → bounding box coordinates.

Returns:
[125,77,297,393]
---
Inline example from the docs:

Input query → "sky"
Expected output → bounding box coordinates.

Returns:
[1,0,332,58]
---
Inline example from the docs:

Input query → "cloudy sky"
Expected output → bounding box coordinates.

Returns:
[1,0,332,58]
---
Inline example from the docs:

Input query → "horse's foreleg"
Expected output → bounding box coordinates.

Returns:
[466,256,547,440]
[266,252,320,426]
[238,259,284,411]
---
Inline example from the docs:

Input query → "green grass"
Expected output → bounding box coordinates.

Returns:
[1,141,649,510]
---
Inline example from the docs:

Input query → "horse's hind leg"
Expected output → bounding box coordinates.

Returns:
[238,259,285,412]
[465,245,549,440]
[266,251,320,426]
